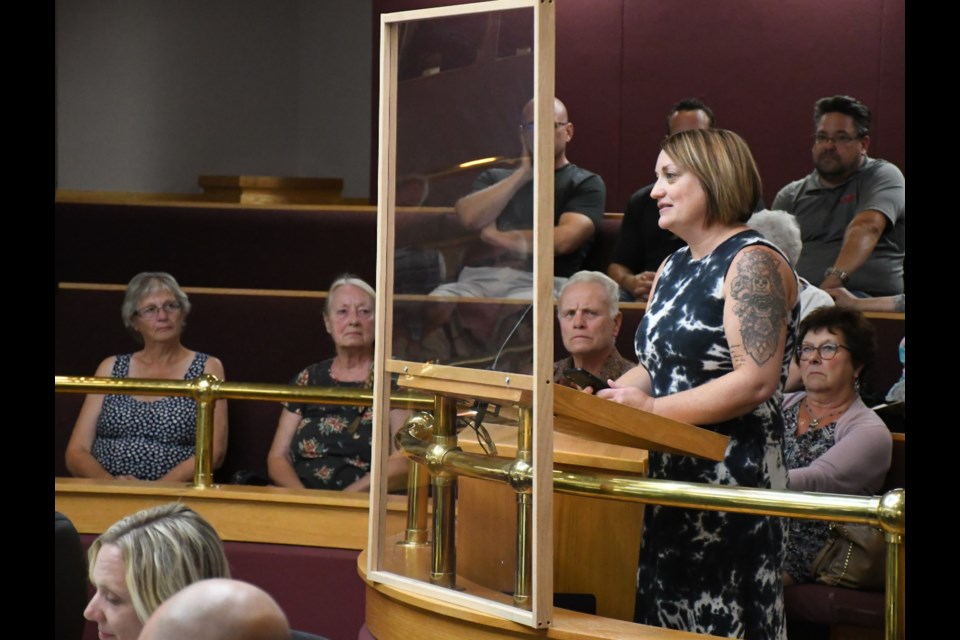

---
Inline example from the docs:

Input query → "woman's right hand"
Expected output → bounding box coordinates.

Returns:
[597,379,656,412]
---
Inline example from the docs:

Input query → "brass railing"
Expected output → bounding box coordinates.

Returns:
[397,408,905,640]
[54,374,434,488]
[55,375,905,638]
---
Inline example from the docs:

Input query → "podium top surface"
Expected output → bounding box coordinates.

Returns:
[459,423,648,475]
[553,385,729,462]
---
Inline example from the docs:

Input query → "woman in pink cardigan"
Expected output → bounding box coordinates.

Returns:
[781,306,892,584]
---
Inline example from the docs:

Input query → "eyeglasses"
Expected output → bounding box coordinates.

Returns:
[813,133,862,146]
[797,343,850,361]
[136,301,183,318]
[519,121,570,132]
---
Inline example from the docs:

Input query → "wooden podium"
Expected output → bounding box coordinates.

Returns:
[456,385,730,622]
[551,385,729,460]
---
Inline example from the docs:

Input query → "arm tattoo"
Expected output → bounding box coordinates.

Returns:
[729,345,747,369]
[730,249,788,366]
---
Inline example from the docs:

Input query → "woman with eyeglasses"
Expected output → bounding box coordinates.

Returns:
[782,305,891,585]
[65,272,228,481]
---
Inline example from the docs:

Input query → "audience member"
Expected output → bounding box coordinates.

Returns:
[84,503,231,640]
[433,97,606,299]
[553,271,634,388]
[782,307,891,584]
[65,272,228,481]
[608,98,716,301]
[599,129,797,637]
[56,512,87,640]
[772,95,905,296]
[417,97,606,367]
[826,289,905,402]
[267,274,408,491]
[138,579,292,640]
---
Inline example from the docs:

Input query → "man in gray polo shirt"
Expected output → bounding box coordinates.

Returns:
[772,95,905,296]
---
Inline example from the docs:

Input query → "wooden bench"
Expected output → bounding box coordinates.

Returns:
[54,198,904,484]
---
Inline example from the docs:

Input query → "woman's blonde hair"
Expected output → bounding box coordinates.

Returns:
[87,503,230,623]
[661,128,762,226]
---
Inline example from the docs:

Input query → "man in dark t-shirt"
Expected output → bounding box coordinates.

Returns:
[418,98,605,368]
[432,97,606,299]
[608,98,714,301]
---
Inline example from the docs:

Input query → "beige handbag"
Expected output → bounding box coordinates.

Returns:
[811,523,887,591]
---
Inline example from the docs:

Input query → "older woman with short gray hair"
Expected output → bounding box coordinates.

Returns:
[66,272,228,481]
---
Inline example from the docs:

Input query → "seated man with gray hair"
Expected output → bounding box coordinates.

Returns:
[553,271,636,388]
[747,209,834,320]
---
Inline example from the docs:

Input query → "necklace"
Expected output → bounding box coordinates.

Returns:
[803,399,845,429]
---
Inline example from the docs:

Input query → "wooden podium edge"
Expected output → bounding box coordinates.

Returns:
[553,385,728,462]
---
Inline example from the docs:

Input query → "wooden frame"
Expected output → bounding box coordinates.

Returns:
[367,0,555,628]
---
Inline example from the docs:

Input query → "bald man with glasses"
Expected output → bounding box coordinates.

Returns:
[431,97,606,300]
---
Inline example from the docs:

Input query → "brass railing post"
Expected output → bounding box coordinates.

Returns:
[191,373,219,489]
[884,531,903,640]
[400,460,431,546]
[56,374,906,636]
[514,407,533,605]
[879,488,905,640]
[429,395,458,587]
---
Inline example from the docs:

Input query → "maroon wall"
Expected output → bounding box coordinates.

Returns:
[373,0,905,210]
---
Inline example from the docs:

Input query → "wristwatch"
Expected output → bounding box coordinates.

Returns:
[824,267,849,284]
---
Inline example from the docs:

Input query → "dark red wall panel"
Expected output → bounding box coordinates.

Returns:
[374,0,904,210]
[556,0,623,209]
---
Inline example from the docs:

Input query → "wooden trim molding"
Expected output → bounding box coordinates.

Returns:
[55,478,407,550]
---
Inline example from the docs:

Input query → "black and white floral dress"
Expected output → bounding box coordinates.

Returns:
[633,230,797,639]
[782,403,837,582]
[282,359,375,490]
[91,352,207,480]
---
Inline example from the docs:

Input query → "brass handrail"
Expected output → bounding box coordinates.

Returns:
[55,375,904,638]
[54,374,434,488]
[397,413,905,640]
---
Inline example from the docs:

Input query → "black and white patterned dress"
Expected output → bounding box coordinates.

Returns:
[782,402,836,582]
[634,230,797,638]
[91,352,207,480]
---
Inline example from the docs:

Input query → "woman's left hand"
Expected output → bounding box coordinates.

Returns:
[597,379,655,413]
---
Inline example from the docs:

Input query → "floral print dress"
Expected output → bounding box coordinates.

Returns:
[283,359,374,489]
[782,402,837,581]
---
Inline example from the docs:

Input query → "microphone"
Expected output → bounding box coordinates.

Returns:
[470,303,534,455]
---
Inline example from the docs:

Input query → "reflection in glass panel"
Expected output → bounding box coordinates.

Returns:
[392,8,534,374]
[381,7,535,615]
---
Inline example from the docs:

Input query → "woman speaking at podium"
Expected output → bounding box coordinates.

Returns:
[598,129,798,638]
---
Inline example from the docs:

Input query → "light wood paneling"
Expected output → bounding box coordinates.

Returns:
[55,478,406,550]
[363,555,723,639]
